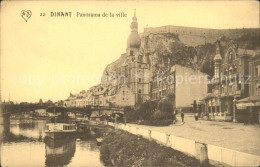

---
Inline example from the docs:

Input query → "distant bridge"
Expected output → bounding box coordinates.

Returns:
[0,103,124,125]
[1,103,124,116]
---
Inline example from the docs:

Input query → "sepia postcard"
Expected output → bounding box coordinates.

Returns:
[0,1,259,167]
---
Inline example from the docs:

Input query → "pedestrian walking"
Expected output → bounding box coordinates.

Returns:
[181,112,184,122]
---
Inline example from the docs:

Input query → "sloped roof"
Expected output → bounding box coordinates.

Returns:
[237,95,260,103]
[108,86,117,96]
[237,48,260,57]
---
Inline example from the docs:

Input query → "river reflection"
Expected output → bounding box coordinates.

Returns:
[1,119,104,167]
[45,137,76,166]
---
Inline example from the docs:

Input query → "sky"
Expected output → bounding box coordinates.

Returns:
[0,1,259,103]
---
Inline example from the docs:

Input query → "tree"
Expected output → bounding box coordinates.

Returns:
[57,100,64,106]
[39,99,43,105]
[46,100,53,106]
[158,99,173,113]
[137,100,158,120]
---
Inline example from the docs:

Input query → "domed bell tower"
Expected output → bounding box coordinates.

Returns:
[126,9,141,56]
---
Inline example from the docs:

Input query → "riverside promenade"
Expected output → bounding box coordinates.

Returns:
[109,114,260,166]
[128,113,260,156]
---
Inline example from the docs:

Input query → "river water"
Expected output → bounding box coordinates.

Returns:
[1,119,104,167]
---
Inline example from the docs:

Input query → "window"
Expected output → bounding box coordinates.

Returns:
[256,65,260,76]
[229,85,233,93]
[234,66,237,74]
[122,98,124,101]
[138,89,142,94]
[237,84,241,90]
[139,78,141,83]
[229,51,233,62]
[130,51,133,55]
[257,84,260,95]
[222,86,225,94]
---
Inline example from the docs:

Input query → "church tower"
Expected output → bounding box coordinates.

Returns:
[125,10,149,105]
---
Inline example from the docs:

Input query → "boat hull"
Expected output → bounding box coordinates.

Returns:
[45,131,76,140]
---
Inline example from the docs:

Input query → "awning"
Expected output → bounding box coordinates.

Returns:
[200,94,215,101]
[236,95,260,107]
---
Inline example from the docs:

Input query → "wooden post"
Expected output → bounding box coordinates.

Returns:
[148,130,152,141]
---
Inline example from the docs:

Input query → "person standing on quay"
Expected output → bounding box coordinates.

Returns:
[181,112,184,122]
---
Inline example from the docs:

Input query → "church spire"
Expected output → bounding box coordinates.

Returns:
[130,9,138,32]
[214,41,222,61]
[127,9,141,50]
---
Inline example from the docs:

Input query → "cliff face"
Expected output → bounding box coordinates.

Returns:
[101,53,127,84]
[101,28,260,82]
[140,33,202,72]
[142,26,259,47]
[140,30,259,76]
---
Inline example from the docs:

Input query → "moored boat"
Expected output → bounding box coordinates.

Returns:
[45,106,76,139]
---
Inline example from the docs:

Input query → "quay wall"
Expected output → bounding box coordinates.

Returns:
[108,122,260,167]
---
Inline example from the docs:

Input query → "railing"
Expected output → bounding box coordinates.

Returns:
[1,104,48,114]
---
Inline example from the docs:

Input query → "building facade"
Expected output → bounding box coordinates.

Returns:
[236,54,260,123]
[172,65,208,109]
[201,41,259,122]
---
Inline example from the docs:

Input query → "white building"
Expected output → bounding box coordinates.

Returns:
[171,65,208,108]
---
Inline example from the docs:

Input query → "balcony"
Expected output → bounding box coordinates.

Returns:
[221,92,228,97]
[226,90,241,97]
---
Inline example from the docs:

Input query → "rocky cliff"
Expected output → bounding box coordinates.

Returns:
[101,28,259,81]
[140,30,259,76]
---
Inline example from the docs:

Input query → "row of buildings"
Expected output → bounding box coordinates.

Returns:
[64,11,260,123]
[64,11,208,110]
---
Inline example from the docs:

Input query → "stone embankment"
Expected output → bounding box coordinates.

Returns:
[108,122,260,167]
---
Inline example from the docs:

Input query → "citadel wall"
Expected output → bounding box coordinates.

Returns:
[140,25,259,46]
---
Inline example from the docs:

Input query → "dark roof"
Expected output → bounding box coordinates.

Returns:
[237,95,260,103]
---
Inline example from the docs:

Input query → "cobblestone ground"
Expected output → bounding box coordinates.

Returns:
[128,114,260,156]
